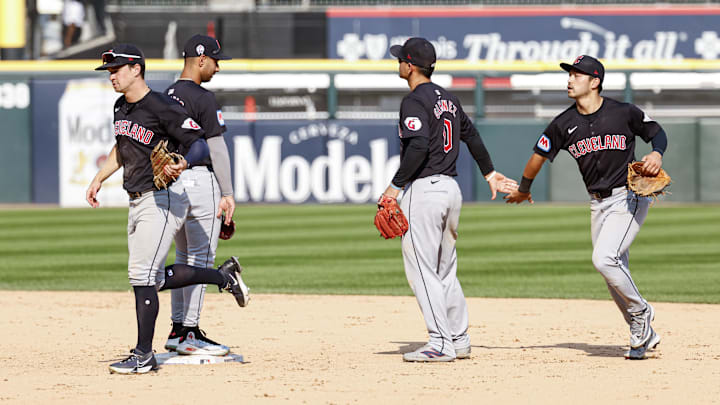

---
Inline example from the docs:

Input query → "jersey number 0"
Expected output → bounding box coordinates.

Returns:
[442,118,453,153]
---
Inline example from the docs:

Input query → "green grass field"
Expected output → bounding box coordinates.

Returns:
[0,204,718,303]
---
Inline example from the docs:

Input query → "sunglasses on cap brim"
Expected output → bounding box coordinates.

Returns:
[101,51,142,64]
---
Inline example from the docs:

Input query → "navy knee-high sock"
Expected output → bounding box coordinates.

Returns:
[159,264,225,291]
[133,286,158,354]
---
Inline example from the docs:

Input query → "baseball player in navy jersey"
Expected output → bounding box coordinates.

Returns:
[384,38,517,362]
[505,55,667,359]
[86,44,248,374]
[162,35,243,357]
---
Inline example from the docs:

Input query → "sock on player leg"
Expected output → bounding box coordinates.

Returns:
[133,286,158,354]
[158,264,225,291]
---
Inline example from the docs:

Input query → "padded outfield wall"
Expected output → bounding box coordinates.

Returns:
[0,73,717,205]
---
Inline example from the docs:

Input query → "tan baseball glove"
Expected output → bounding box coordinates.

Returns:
[374,195,409,239]
[627,161,671,198]
[150,140,185,190]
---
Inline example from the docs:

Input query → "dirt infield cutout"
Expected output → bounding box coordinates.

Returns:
[1,292,718,404]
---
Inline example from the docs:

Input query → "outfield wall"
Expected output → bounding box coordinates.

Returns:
[1,75,719,205]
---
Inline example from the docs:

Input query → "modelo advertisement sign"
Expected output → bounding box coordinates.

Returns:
[327,6,720,63]
[232,121,401,204]
[230,120,477,204]
[58,79,128,207]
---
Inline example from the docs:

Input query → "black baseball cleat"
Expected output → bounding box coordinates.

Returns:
[217,256,250,307]
[109,349,159,374]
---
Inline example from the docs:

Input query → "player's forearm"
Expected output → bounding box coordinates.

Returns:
[523,153,546,179]
[518,153,547,193]
[650,128,667,155]
[464,134,494,176]
[207,136,233,196]
[93,145,122,184]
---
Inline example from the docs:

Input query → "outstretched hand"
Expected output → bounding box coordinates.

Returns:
[486,171,519,200]
[504,189,534,204]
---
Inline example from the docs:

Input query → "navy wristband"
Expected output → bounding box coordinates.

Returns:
[518,176,533,194]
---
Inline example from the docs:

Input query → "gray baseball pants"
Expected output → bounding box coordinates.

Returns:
[171,166,222,327]
[400,174,470,357]
[590,187,651,322]
[127,180,188,287]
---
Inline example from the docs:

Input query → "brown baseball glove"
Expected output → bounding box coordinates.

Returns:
[374,195,409,239]
[627,161,671,198]
[150,140,185,190]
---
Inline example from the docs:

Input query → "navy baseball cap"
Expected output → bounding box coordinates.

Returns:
[560,55,604,84]
[183,34,231,60]
[95,44,145,71]
[390,37,436,69]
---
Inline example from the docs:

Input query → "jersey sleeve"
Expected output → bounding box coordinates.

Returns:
[533,118,563,162]
[628,104,661,143]
[399,97,430,140]
[163,102,204,149]
[196,91,227,139]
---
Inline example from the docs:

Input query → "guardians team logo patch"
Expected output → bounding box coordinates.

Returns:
[217,110,225,126]
[182,117,201,130]
[404,117,422,131]
[537,134,551,152]
[195,44,205,56]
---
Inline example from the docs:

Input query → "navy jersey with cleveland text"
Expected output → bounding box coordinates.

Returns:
[165,80,227,167]
[534,97,661,193]
[113,90,204,193]
[398,82,480,179]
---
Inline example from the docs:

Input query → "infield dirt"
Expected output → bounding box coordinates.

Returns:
[1,292,718,404]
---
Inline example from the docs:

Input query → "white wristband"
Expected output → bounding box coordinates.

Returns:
[485,171,496,182]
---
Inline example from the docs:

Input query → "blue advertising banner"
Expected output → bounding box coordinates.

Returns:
[327,6,720,63]
[230,120,400,203]
[229,120,477,204]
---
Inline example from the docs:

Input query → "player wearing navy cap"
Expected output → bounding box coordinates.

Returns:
[163,35,246,357]
[87,44,248,374]
[505,55,667,359]
[383,37,517,362]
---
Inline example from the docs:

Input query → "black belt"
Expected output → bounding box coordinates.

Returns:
[590,189,613,199]
[590,186,627,200]
[128,188,155,200]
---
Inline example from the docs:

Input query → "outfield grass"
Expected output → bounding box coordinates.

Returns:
[0,204,718,303]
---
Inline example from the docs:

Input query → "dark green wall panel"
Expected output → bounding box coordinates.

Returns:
[0,79,31,203]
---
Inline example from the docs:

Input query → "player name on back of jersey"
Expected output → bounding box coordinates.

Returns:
[433,99,457,119]
[114,120,155,145]
[568,134,627,159]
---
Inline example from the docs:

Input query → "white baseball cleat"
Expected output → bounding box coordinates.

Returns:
[402,345,455,362]
[455,346,471,359]
[625,327,661,360]
[629,303,655,349]
[175,328,230,356]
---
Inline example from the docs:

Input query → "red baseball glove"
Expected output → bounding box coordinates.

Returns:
[219,215,236,240]
[374,195,409,239]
